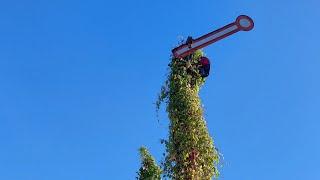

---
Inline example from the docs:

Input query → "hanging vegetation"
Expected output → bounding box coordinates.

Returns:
[158,50,219,179]
[138,50,219,180]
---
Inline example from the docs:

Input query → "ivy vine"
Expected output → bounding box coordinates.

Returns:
[158,50,219,180]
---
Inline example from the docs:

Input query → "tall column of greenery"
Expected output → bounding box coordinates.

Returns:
[137,50,219,180]
[159,50,219,179]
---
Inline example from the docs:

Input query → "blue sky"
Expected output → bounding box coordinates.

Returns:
[0,0,319,179]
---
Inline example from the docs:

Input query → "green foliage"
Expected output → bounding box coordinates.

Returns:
[137,147,162,180]
[157,50,220,179]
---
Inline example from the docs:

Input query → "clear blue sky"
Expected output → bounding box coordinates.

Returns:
[0,0,319,179]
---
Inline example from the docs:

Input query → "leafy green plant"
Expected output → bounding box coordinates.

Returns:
[138,50,220,180]
[137,147,162,180]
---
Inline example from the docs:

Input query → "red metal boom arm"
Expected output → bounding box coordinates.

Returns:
[172,15,254,58]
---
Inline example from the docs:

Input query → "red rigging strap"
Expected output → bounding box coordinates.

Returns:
[172,15,254,59]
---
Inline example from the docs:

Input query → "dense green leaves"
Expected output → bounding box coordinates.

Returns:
[138,50,219,179]
[137,147,162,180]
[158,50,220,179]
